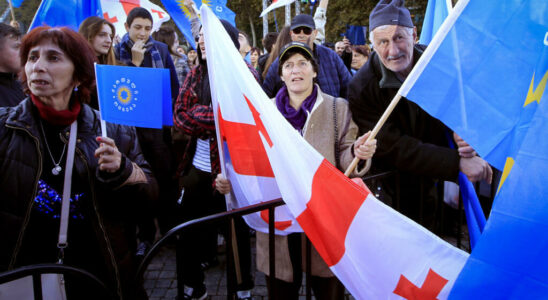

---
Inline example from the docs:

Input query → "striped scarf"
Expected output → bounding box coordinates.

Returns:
[118,34,164,68]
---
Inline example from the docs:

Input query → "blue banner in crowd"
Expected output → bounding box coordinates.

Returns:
[29,0,101,31]
[6,0,24,8]
[400,0,548,298]
[161,0,236,49]
[95,64,172,129]
[344,25,367,46]
[419,0,450,45]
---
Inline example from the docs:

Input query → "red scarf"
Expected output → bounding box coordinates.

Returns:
[31,94,81,126]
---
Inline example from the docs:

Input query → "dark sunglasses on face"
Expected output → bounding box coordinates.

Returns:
[292,27,313,35]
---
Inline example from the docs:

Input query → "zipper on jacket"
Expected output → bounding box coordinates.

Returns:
[5,124,43,270]
[74,145,124,300]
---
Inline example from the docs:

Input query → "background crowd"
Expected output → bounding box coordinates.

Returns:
[0,0,494,299]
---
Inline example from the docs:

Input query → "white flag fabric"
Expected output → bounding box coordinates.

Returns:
[100,0,170,37]
[260,0,296,17]
[201,5,469,299]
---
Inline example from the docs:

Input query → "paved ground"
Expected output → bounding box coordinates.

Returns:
[143,237,357,300]
[144,231,469,300]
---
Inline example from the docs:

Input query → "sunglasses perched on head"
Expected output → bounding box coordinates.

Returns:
[292,27,313,35]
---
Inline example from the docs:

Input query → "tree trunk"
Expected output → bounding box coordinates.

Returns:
[262,0,268,38]
[248,14,257,47]
[285,4,291,26]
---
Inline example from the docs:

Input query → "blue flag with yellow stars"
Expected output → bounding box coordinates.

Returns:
[399,0,548,298]
[95,64,172,129]
[161,0,236,49]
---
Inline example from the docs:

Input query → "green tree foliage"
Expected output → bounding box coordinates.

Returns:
[2,0,433,46]
[1,0,41,32]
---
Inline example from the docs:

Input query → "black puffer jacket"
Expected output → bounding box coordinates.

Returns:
[0,98,157,299]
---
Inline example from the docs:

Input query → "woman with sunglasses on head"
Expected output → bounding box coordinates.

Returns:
[216,42,376,300]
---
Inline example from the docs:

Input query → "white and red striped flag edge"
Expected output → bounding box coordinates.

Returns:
[201,5,469,299]
[100,0,170,38]
[260,0,296,17]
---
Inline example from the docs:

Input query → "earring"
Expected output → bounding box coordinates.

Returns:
[74,86,79,92]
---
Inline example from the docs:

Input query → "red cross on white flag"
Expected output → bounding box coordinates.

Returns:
[100,0,170,38]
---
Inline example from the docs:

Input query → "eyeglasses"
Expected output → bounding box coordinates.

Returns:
[292,27,313,35]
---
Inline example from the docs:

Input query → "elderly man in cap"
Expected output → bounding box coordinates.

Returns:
[348,0,492,227]
[262,14,351,98]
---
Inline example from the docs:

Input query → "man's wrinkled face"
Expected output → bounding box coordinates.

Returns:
[372,25,416,75]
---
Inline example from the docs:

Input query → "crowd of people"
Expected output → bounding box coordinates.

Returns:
[0,0,494,299]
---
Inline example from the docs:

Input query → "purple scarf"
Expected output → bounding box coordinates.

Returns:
[275,85,318,131]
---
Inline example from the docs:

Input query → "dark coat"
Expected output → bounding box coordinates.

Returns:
[114,37,178,218]
[0,72,25,107]
[114,37,180,100]
[0,98,156,299]
[348,45,460,223]
[262,43,351,99]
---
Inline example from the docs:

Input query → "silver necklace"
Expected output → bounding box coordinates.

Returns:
[39,120,67,175]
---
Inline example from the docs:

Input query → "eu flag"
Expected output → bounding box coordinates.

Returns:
[95,64,172,129]
[399,0,548,297]
[29,0,102,31]
[161,0,236,49]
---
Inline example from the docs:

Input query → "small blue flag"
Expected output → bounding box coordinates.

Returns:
[6,0,24,8]
[161,0,236,49]
[29,0,101,31]
[95,64,172,129]
[344,25,367,46]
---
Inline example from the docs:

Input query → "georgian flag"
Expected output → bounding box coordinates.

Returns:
[100,0,170,37]
[201,5,469,299]
[260,0,296,17]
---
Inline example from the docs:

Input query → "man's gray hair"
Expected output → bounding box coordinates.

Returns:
[369,25,413,48]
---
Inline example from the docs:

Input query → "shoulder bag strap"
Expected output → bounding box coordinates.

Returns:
[57,120,78,262]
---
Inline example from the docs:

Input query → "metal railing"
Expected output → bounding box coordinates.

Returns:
[136,171,401,299]
[0,263,115,300]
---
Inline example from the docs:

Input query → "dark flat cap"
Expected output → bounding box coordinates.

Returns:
[369,0,413,32]
[290,14,315,30]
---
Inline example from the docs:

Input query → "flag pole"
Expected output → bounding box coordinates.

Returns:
[344,93,402,176]
[94,64,109,137]
[201,5,243,286]
[7,0,15,23]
